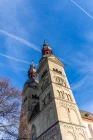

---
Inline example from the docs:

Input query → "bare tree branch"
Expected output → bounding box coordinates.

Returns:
[0,76,21,139]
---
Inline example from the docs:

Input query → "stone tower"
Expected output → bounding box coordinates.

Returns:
[19,41,89,140]
[18,62,39,140]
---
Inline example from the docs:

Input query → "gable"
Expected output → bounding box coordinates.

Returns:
[48,56,64,67]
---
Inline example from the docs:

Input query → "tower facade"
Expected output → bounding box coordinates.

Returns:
[19,41,89,140]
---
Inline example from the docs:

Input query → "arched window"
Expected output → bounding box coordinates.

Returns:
[43,114,47,131]
[49,108,55,125]
[64,93,68,100]
[60,106,69,122]
[45,51,48,54]
[70,109,79,125]
[65,132,75,140]
[41,69,48,79]
[32,125,37,140]
[57,90,62,98]
[77,133,85,140]
[62,92,65,99]
[67,94,72,101]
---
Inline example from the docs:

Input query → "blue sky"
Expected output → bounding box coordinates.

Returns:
[0,0,93,112]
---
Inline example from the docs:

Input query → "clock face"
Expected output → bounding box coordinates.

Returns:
[56,77,66,86]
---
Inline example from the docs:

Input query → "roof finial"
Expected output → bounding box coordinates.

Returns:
[32,59,34,64]
[44,40,46,44]
[42,40,53,56]
[43,40,48,46]
[28,59,36,79]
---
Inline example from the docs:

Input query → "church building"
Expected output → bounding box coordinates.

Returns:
[18,41,93,140]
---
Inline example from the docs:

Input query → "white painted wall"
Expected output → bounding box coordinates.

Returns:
[82,119,93,139]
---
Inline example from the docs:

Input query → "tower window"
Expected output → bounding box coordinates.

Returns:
[32,125,37,140]
[67,94,72,101]
[32,95,39,100]
[24,96,27,102]
[41,69,48,79]
[42,98,46,107]
[47,92,52,101]
[53,68,55,71]
[53,68,62,75]
[85,113,89,117]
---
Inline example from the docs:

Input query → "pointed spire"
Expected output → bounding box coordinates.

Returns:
[28,61,37,79]
[43,40,48,47]
[30,61,35,70]
[42,40,53,56]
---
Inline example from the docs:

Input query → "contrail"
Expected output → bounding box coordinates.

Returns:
[0,62,27,71]
[0,29,41,52]
[71,0,93,20]
[0,53,30,64]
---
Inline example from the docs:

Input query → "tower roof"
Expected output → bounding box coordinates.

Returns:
[42,40,53,56]
[24,61,38,87]
[43,40,49,47]
[28,62,36,73]
[24,63,36,87]
[28,61,37,79]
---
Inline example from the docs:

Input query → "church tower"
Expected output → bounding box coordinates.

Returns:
[19,41,89,140]
[18,62,39,140]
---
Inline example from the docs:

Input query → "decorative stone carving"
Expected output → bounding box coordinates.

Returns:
[77,133,85,140]
[53,68,62,75]
[69,109,79,125]
[67,104,75,109]
[55,76,66,87]
[65,132,75,140]
[64,125,73,129]
[59,101,67,107]
[57,90,72,102]
[41,77,49,92]
[59,100,75,110]
[59,105,69,122]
